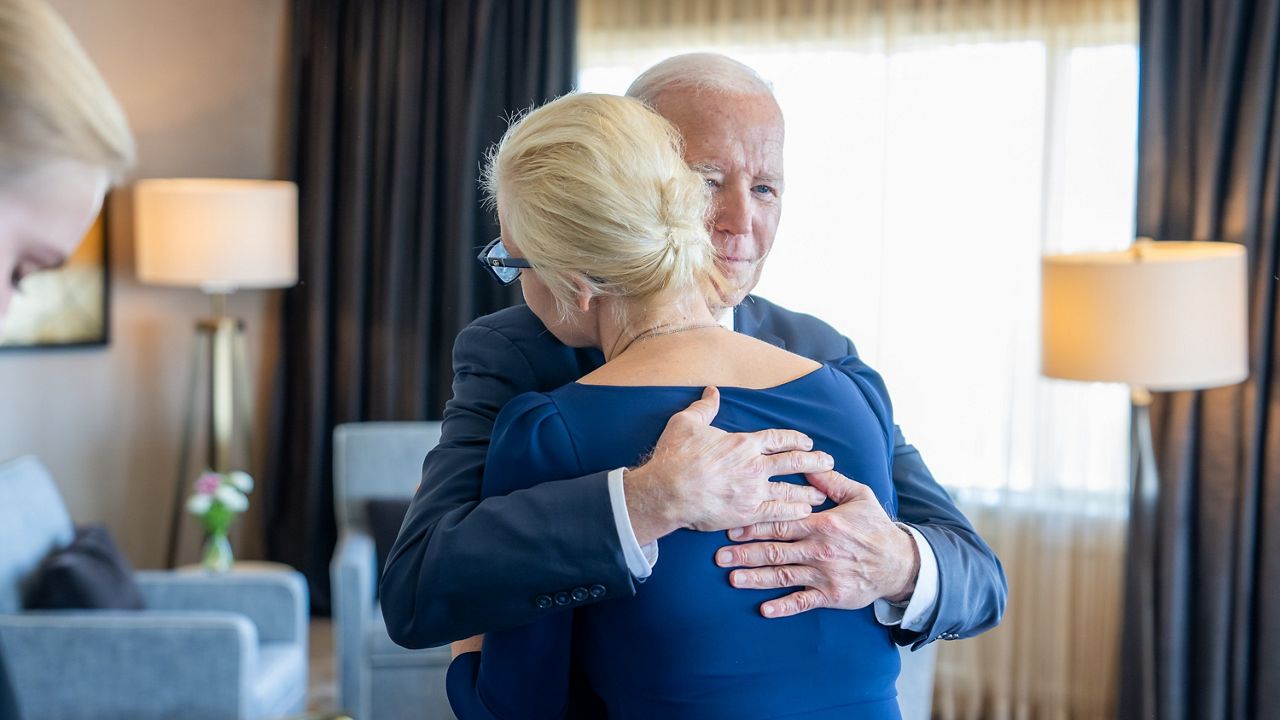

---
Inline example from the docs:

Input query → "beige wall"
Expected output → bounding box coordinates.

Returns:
[0,0,291,568]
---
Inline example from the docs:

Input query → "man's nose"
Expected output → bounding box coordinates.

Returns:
[714,188,752,237]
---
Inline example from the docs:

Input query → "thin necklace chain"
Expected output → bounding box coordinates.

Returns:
[608,321,721,360]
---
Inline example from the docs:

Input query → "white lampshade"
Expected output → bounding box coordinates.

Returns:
[1041,240,1248,391]
[134,179,298,292]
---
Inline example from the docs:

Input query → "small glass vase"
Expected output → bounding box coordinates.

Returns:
[201,532,234,573]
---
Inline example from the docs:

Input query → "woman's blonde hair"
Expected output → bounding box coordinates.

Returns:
[485,93,722,318]
[0,0,135,179]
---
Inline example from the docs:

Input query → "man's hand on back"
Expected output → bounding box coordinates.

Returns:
[623,387,834,546]
[715,469,920,618]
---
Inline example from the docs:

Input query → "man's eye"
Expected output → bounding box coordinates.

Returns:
[752,184,776,196]
[703,177,721,189]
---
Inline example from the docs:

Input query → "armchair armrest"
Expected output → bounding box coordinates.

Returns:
[330,529,376,712]
[0,611,255,720]
[331,530,376,619]
[136,569,308,645]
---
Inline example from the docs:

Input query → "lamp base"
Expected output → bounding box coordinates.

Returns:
[165,312,255,569]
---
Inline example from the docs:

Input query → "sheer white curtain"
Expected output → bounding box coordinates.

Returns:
[578,0,1138,716]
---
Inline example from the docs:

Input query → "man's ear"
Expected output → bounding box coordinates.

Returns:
[573,277,594,313]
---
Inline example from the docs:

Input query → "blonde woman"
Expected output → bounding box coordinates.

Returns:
[446,93,902,719]
[0,0,133,328]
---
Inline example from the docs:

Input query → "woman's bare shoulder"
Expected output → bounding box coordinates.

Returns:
[578,331,821,389]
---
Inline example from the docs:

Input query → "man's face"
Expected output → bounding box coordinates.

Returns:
[0,159,108,332]
[653,88,785,308]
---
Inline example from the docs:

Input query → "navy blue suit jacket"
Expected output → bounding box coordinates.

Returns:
[381,295,1007,651]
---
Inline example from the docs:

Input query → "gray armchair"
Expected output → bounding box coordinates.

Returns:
[0,455,308,720]
[331,422,454,720]
[898,641,938,720]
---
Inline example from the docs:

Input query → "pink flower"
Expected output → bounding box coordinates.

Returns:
[195,472,221,495]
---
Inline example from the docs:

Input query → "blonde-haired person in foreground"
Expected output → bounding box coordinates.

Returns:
[441,92,903,718]
[0,0,134,329]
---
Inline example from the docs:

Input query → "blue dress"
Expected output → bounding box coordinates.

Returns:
[446,356,902,719]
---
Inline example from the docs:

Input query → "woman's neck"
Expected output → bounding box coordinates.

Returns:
[598,291,720,363]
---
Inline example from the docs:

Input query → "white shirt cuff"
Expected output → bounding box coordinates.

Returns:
[873,523,938,631]
[608,467,657,579]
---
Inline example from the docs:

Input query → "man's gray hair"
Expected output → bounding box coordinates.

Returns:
[625,53,774,105]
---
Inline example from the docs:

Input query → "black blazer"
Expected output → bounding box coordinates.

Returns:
[380,295,1007,651]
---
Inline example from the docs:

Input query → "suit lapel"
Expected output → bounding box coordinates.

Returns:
[734,298,787,350]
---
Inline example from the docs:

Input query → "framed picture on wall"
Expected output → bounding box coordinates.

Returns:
[0,206,110,350]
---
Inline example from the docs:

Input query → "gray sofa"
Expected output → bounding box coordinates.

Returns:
[0,455,309,720]
[331,422,454,720]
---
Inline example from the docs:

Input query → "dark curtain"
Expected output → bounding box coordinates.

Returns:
[1122,0,1280,717]
[265,0,576,614]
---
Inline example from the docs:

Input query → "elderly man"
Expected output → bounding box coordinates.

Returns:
[382,54,1005,655]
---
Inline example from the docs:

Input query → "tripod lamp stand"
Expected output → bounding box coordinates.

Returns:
[133,179,298,568]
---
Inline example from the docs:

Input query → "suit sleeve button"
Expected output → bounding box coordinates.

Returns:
[554,591,571,605]
[535,595,553,609]
[571,587,589,602]
[589,584,606,598]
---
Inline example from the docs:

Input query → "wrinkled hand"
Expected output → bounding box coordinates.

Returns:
[624,387,834,546]
[716,469,920,618]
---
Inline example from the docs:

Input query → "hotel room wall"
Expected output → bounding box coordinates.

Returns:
[0,0,291,568]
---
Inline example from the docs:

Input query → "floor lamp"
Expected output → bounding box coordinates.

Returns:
[1040,238,1248,711]
[133,179,298,568]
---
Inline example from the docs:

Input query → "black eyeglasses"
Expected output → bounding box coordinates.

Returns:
[477,236,532,286]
